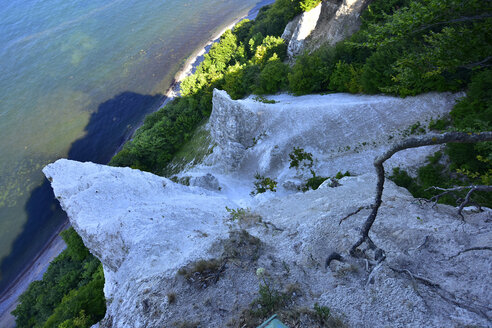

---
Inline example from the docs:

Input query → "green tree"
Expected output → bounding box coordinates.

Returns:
[255,56,290,94]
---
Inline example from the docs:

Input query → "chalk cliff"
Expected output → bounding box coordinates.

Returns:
[44,90,492,327]
[282,0,371,58]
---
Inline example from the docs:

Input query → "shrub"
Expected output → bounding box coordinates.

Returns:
[253,36,287,66]
[360,47,399,94]
[289,147,313,169]
[12,228,105,328]
[288,46,334,95]
[250,0,301,38]
[304,170,329,191]
[255,57,289,94]
[223,63,247,99]
[299,0,322,12]
[329,61,363,93]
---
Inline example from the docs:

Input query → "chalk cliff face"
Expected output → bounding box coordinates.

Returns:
[209,89,460,178]
[282,0,371,58]
[44,91,492,327]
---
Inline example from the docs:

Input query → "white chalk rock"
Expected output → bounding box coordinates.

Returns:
[282,0,372,59]
[43,159,232,320]
[208,89,462,178]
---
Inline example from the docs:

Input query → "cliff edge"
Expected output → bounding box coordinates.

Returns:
[43,91,492,327]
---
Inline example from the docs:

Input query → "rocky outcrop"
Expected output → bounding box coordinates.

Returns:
[44,160,492,327]
[282,0,371,58]
[44,90,492,327]
[281,2,323,58]
[43,160,234,308]
[208,89,461,178]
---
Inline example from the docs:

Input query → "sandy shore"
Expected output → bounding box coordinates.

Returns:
[161,0,275,103]
[0,2,274,326]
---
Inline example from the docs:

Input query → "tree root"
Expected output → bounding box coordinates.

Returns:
[448,246,492,259]
[349,132,492,259]
[390,266,492,321]
[339,205,372,225]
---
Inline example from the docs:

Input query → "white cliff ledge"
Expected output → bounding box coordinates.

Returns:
[43,91,491,327]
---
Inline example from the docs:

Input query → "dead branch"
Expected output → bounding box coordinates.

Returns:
[325,252,343,269]
[426,185,492,217]
[461,56,492,69]
[350,132,492,257]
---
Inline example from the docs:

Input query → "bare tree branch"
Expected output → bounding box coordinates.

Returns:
[425,185,492,217]
[350,131,492,257]
[461,56,492,69]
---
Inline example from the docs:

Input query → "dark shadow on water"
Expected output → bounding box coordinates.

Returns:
[0,91,163,296]
[0,0,275,300]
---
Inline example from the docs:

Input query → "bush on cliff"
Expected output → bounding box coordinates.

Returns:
[256,57,290,94]
[288,46,334,95]
[12,228,105,328]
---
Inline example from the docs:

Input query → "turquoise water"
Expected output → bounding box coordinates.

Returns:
[0,0,266,293]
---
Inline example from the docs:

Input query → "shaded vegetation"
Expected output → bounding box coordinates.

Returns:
[12,228,105,328]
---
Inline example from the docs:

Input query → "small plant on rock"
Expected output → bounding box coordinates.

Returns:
[251,173,277,195]
[335,171,351,179]
[289,147,314,169]
[252,268,289,317]
[313,302,331,322]
[225,207,248,221]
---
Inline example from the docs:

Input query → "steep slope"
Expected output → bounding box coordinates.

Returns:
[42,90,492,327]
[282,0,371,58]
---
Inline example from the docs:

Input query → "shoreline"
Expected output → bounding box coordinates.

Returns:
[162,0,275,102]
[112,0,274,156]
[0,1,274,326]
[0,221,69,327]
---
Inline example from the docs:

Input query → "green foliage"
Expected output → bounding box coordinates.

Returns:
[252,173,278,195]
[313,303,331,322]
[428,117,451,131]
[289,147,313,169]
[223,63,248,99]
[253,95,276,104]
[447,70,492,181]
[253,36,287,66]
[329,61,363,93]
[255,57,289,94]
[388,150,491,206]
[60,228,90,262]
[250,0,301,38]
[12,228,105,328]
[232,19,254,44]
[335,171,351,179]
[304,170,329,191]
[288,46,335,95]
[360,0,412,28]
[357,0,492,96]
[252,268,290,317]
[359,46,400,94]
[299,0,321,12]
[225,206,249,221]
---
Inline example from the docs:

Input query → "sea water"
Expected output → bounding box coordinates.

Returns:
[0,0,268,294]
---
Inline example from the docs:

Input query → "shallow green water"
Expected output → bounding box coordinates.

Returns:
[0,0,267,292]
